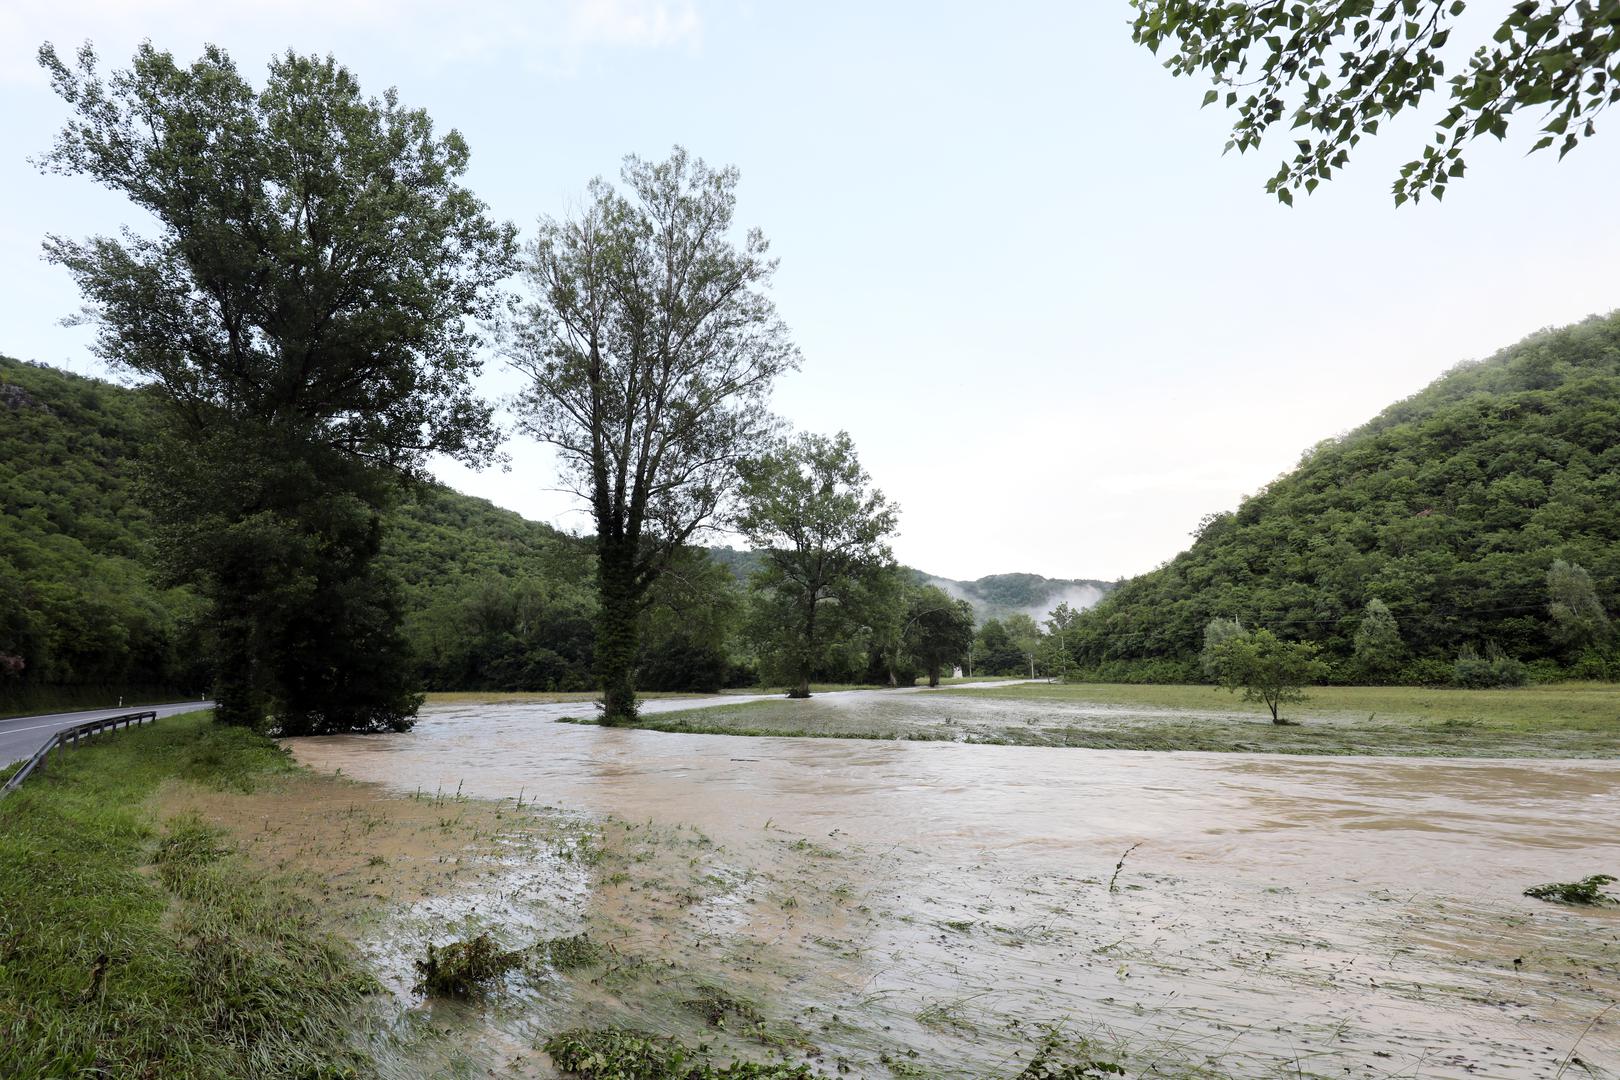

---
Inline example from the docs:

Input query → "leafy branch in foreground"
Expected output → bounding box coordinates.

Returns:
[1524,873,1616,904]
[1132,0,1620,203]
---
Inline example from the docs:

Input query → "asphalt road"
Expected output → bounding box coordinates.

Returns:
[1,701,213,766]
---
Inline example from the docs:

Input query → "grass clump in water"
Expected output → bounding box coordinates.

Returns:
[0,711,375,1079]
[1524,874,1617,904]
[543,1028,812,1079]
[1013,1030,1127,1079]
[684,983,764,1028]
[414,932,526,996]
[543,931,607,971]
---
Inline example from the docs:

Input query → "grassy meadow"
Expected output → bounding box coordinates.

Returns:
[567,680,1620,758]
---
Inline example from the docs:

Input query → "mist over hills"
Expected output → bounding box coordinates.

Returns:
[924,573,1114,623]
[705,548,1112,624]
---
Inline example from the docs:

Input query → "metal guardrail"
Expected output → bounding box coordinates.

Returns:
[0,710,158,799]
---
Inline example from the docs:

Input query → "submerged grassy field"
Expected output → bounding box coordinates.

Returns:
[573,680,1620,757]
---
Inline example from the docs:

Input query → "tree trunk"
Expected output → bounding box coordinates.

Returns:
[596,538,640,723]
[788,600,816,698]
[211,594,264,728]
[927,663,940,688]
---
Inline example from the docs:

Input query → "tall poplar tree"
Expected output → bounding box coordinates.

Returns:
[510,148,799,721]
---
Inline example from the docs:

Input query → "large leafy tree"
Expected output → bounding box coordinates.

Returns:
[38,43,514,731]
[1132,0,1620,203]
[738,431,898,699]
[903,585,975,688]
[510,148,799,722]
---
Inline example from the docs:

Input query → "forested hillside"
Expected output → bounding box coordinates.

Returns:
[0,357,613,705]
[3,358,928,704]
[1068,313,1620,682]
[0,358,206,705]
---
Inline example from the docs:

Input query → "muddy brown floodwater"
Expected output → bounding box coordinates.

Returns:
[288,697,1620,1079]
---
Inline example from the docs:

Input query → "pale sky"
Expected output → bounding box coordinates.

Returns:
[3,1,1617,582]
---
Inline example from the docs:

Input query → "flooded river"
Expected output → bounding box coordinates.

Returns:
[288,696,1620,1078]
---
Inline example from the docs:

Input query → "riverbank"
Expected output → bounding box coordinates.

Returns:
[565,680,1620,757]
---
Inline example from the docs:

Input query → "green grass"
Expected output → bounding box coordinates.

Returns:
[0,712,376,1079]
[720,682,895,696]
[943,679,1620,729]
[570,681,1620,757]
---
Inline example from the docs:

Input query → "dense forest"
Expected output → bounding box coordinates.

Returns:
[0,359,206,705]
[1067,313,1620,683]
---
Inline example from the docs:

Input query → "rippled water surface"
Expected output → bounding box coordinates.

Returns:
[289,696,1620,1077]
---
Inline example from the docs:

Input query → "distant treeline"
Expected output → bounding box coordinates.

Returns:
[1063,313,1620,684]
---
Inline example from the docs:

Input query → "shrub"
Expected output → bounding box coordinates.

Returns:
[1451,644,1527,688]
[1401,657,1453,686]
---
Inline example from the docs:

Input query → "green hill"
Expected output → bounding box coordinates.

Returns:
[1068,313,1620,682]
[0,359,206,709]
[0,356,604,709]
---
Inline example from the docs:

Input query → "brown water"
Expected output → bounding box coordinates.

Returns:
[289,698,1620,1078]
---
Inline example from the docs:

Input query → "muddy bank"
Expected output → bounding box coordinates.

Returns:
[268,701,1620,1077]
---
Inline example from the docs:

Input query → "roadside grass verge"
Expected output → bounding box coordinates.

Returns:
[0,711,376,1079]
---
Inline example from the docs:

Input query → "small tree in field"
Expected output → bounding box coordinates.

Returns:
[1547,559,1612,657]
[1211,628,1326,724]
[1200,617,1245,679]
[1044,601,1079,682]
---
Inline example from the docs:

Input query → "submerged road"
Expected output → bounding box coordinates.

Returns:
[0,701,213,766]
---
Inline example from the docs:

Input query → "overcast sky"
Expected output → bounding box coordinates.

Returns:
[3,1,1617,582]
